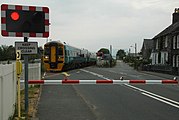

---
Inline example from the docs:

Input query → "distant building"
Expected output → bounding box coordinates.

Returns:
[141,39,153,60]
[150,8,179,74]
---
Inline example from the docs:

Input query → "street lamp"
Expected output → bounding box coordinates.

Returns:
[130,43,137,57]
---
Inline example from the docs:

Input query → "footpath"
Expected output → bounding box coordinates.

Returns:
[118,60,179,80]
[140,70,179,80]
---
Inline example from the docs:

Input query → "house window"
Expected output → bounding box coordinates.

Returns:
[161,57,164,64]
[173,36,176,49]
[151,53,155,65]
[164,52,168,64]
[177,35,179,49]
[173,55,176,67]
[165,36,168,48]
[161,52,168,64]
[156,39,159,49]
[154,53,158,64]
[176,55,179,67]
[161,52,164,64]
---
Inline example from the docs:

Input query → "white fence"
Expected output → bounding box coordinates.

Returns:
[0,64,16,120]
[21,63,41,81]
[0,62,41,120]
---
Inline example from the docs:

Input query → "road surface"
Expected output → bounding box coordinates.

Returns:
[36,61,179,120]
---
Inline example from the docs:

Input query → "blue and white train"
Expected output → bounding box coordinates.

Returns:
[43,41,96,72]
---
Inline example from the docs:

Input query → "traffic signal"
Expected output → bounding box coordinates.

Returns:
[6,10,45,33]
[1,4,49,38]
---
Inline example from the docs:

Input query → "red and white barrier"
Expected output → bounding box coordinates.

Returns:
[20,79,178,85]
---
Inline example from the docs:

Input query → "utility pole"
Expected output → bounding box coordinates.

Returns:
[110,45,112,56]
[130,43,137,57]
[135,43,137,57]
[110,45,112,67]
[129,48,131,56]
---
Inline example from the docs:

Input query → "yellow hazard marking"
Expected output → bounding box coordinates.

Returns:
[61,72,70,77]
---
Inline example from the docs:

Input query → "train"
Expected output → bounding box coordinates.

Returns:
[43,41,96,72]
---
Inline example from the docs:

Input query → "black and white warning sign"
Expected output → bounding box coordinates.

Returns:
[15,42,38,54]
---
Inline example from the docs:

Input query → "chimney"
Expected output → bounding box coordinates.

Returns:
[172,8,179,24]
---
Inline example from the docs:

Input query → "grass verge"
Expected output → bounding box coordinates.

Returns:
[13,85,41,120]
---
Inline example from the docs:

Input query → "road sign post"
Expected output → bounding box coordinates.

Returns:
[24,37,29,119]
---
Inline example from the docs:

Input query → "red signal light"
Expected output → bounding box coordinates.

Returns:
[10,12,20,21]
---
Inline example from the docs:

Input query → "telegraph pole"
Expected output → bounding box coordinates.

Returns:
[135,43,137,57]
[110,45,112,67]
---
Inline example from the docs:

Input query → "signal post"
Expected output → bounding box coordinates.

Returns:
[1,4,50,119]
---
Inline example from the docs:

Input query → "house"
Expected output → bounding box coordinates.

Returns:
[151,8,179,74]
[141,39,153,60]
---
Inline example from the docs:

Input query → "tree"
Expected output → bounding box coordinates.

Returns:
[0,45,44,62]
[116,49,126,60]
[0,45,16,61]
[0,45,15,61]
[7,45,16,60]
[98,48,110,54]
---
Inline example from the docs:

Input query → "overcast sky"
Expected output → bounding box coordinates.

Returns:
[0,0,179,54]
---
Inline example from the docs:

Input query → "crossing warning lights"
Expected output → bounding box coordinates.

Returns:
[6,10,45,32]
[1,4,49,37]
[10,11,20,21]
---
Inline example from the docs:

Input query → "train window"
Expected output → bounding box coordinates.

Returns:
[65,50,69,56]
[44,48,50,55]
[58,47,63,55]
[65,50,67,55]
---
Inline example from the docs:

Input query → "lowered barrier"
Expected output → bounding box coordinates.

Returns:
[20,79,178,85]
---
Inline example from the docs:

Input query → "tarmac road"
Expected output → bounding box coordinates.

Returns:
[36,61,179,120]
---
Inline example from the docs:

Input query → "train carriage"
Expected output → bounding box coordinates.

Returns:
[43,41,64,71]
[43,41,96,72]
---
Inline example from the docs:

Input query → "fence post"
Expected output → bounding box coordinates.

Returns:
[39,63,41,80]
[12,64,16,112]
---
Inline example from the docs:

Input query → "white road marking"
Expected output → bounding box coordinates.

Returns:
[142,92,179,109]
[80,69,110,80]
[81,69,179,109]
[125,84,179,107]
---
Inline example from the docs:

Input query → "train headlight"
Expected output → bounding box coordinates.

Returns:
[44,56,49,59]
[58,56,63,59]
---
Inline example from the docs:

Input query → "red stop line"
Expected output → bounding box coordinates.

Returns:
[20,79,178,85]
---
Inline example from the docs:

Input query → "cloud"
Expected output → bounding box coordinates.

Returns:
[0,0,179,53]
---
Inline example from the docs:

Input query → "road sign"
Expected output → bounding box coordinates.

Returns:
[1,4,49,37]
[16,50,21,60]
[15,42,38,54]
